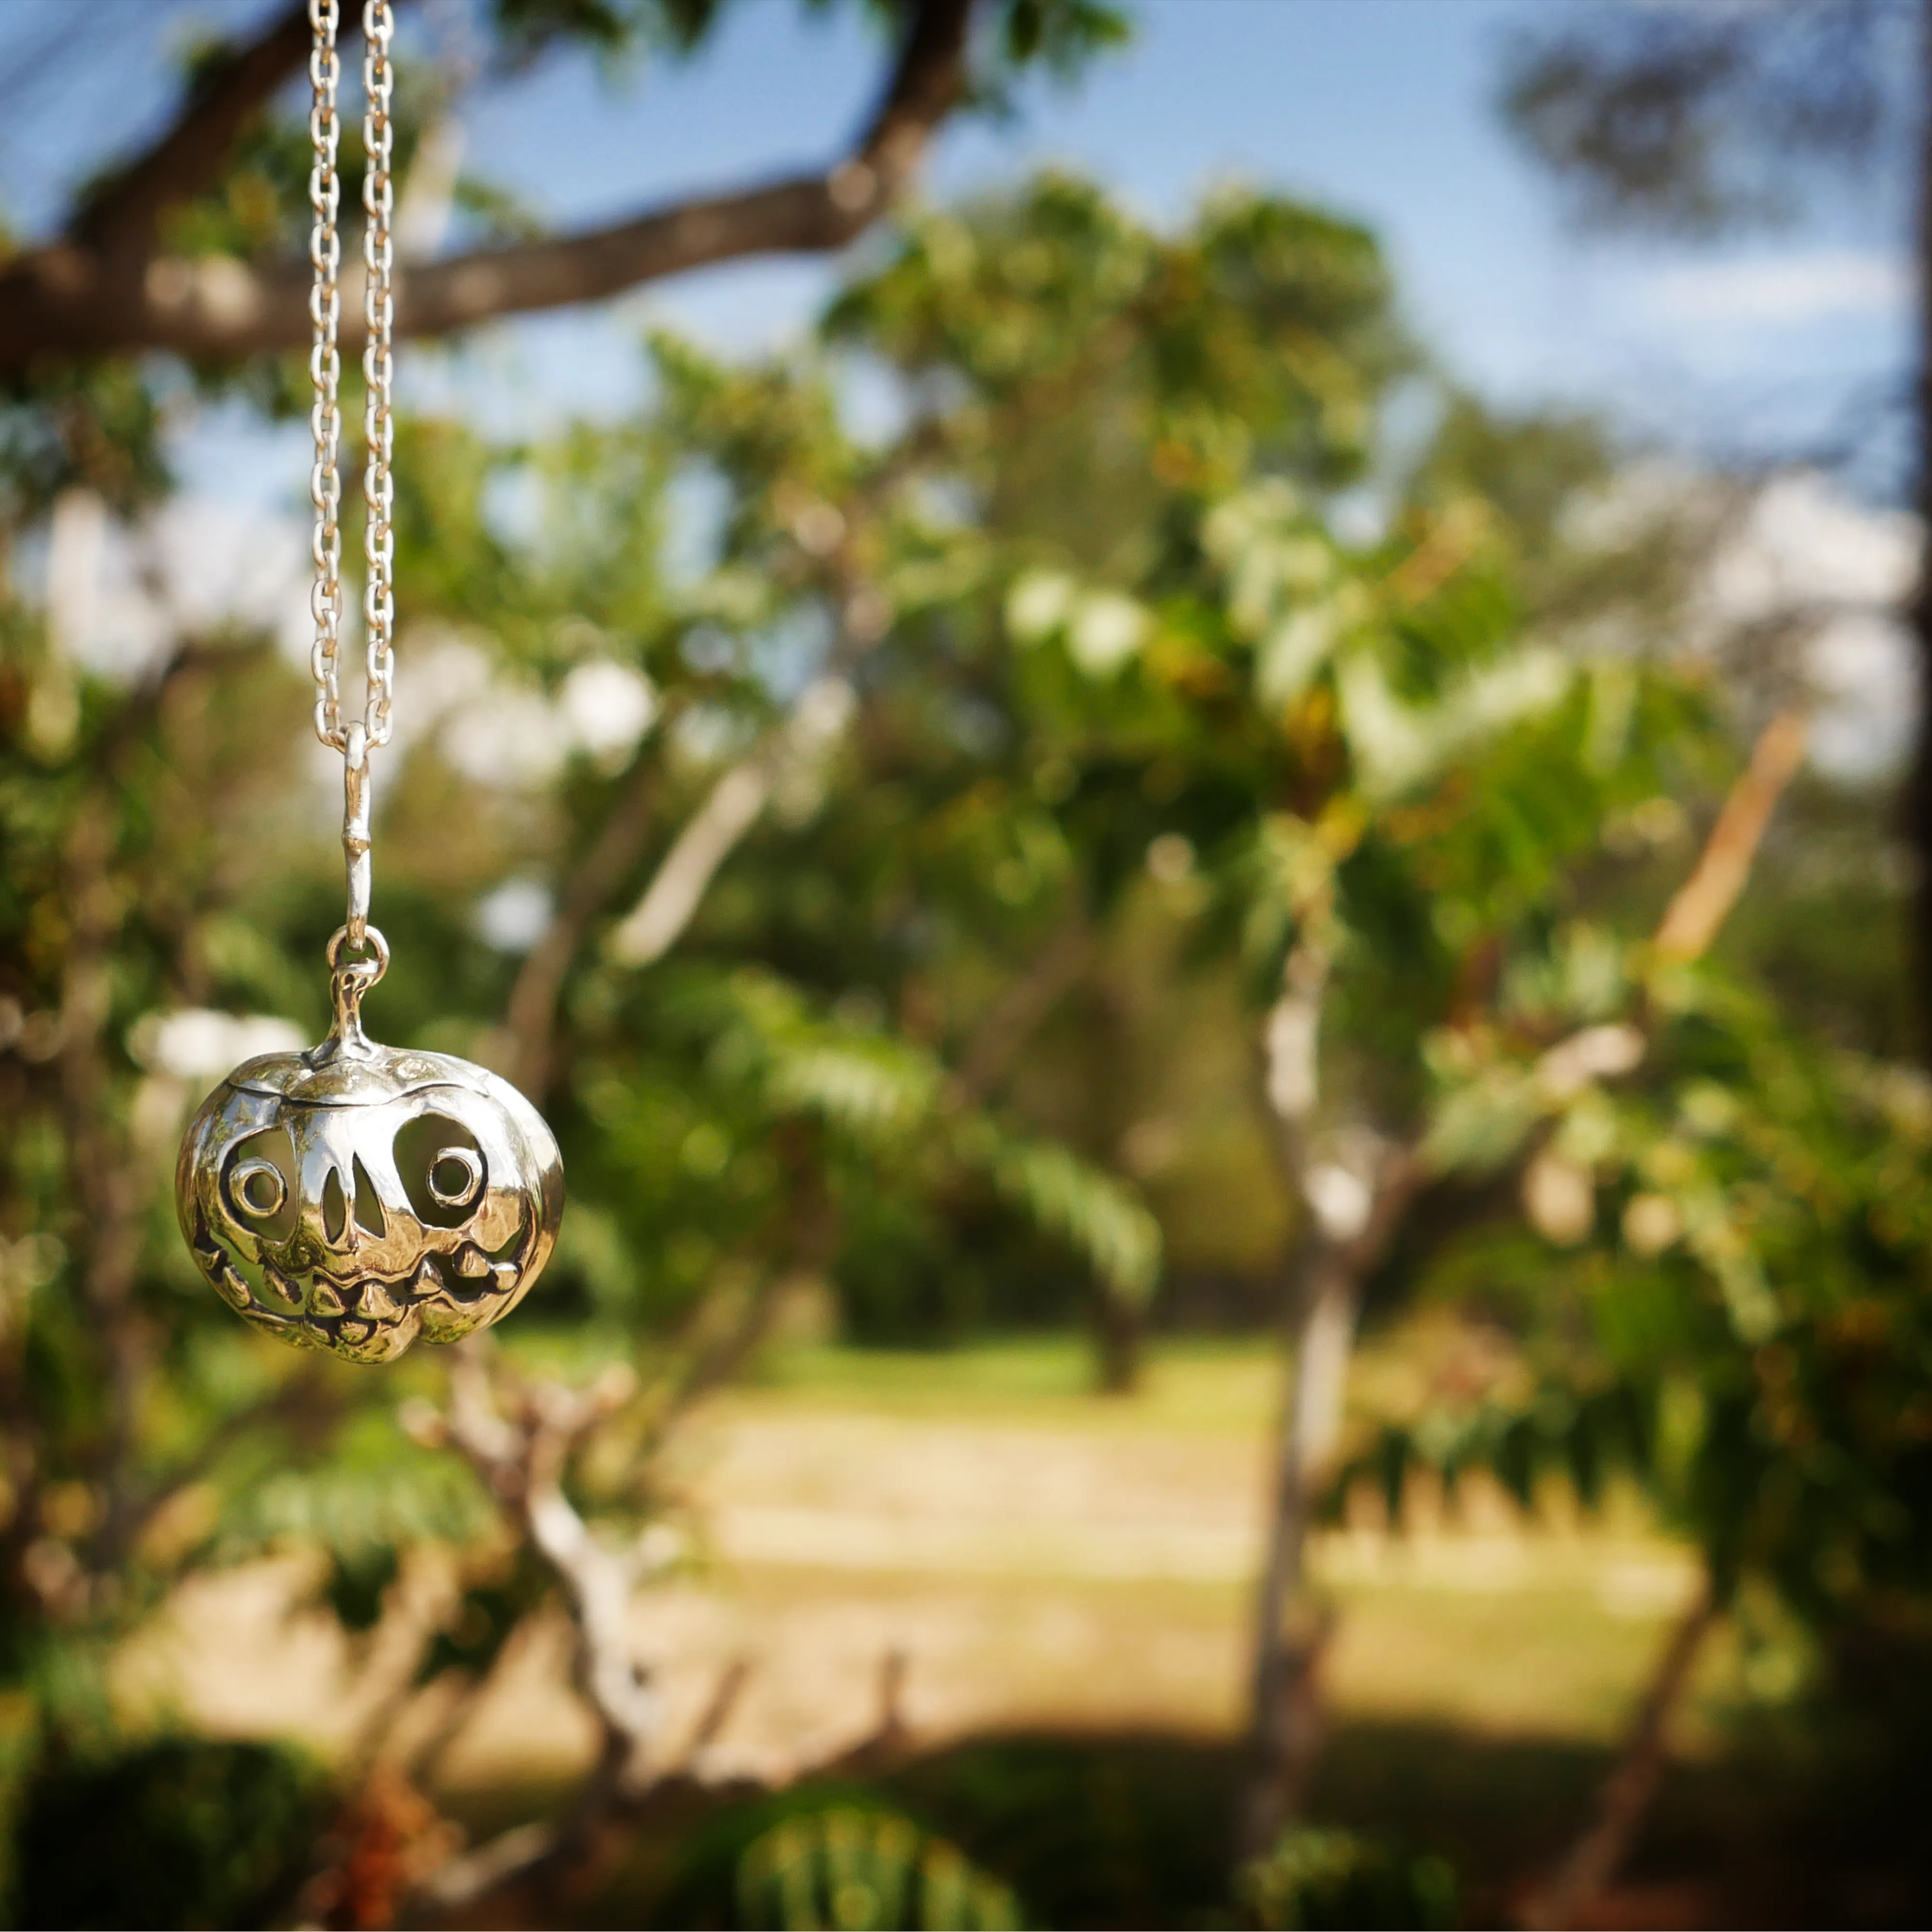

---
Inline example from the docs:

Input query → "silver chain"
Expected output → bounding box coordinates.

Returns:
[309,0,395,952]
[307,0,343,751]
[361,0,396,756]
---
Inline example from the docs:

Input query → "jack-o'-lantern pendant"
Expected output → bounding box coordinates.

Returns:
[176,930,563,1365]
[178,1,564,1364]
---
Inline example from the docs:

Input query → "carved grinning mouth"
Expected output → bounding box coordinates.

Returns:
[192,1212,523,1350]
[317,1244,520,1303]
[288,1241,523,1325]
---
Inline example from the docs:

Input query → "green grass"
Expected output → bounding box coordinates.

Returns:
[736,1333,1283,1434]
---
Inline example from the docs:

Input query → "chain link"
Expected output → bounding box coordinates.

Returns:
[309,0,396,949]
[307,0,344,751]
[362,0,396,752]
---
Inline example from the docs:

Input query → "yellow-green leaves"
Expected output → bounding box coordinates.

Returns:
[1342,645,1566,799]
[1006,569,1151,677]
[715,970,1161,1308]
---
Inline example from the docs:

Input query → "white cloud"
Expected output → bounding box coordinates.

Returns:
[1706,470,1917,622]
[1809,610,1919,780]
[1646,251,1911,327]
[1702,471,1920,780]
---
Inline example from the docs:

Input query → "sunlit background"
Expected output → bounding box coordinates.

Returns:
[0,2,1926,1928]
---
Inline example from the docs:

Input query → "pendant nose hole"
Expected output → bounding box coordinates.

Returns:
[322,1167,348,1245]
[352,1156,388,1237]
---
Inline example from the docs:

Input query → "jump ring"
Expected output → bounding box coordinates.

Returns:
[326,923,389,981]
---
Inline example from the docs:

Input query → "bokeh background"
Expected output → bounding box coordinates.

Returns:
[2,2,1929,1926]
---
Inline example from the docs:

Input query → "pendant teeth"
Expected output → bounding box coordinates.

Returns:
[359,1279,402,1321]
[264,1264,302,1308]
[309,1279,347,1317]
[413,1257,443,1297]
[456,1244,491,1279]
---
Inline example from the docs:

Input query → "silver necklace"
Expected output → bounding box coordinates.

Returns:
[175,1,563,1365]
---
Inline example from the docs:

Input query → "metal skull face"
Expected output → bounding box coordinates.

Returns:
[176,1041,564,1365]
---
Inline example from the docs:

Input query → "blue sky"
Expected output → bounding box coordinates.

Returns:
[453,0,1913,480]
[0,0,1915,502]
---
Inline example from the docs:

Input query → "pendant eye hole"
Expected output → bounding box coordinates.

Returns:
[429,1147,484,1211]
[234,1160,286,1218]
[223,1127,298,1241]
[396,1111,486,1227]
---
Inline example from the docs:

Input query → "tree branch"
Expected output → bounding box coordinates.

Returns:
[604,751,779,969]
[503,744,662,1103]
[603,676,856,970]
[0,0,976,374]
[1519,1580,1719,1929]
[950,903,1093,1108]
[406,1346,659,1912]
[1498,718,1803,1910]
[73,2,358,260]
[1652,709,1806,962]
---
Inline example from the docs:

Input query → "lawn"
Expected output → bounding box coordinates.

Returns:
[121,1327,1879,1925]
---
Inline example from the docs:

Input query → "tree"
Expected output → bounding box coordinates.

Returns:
[1334,710,1932,1923]
[0,2,1143,1910]
[813,172,1762,1860]
[2,254,1187,1917]
[1496,0,1930,1029]
[6,8,1919,1919]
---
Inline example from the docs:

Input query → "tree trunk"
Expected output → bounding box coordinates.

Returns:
[1519,1582,1718,1929]
[1237,1243,1359,1859]
[1092,1278,1143,1395]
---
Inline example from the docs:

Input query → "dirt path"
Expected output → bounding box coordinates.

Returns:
[118,1346,1711,1791]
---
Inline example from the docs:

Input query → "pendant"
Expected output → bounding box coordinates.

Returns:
[175,927,564,1365]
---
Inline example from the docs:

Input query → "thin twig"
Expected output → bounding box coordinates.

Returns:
[503,743,663,1102]
[950,903,1093,1107]
[1653,710,1807,961]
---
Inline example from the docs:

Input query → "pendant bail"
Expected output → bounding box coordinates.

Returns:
[320,921,389,1062]
[343,720,372,945]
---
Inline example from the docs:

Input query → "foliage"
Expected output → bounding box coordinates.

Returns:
[1,16,1926,1906]
[12,1737,328,1931]
[659,1788,1026,1931]
[1333,939,1932,1629]
[1499,0,1904,236]
[488,0,1131,81]
[734,1804,1024,1931]
[0,148,1775,1759]
[1236,1824,1459,1932]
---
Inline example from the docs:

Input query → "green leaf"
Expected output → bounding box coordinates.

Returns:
[969,1127,1162,1307]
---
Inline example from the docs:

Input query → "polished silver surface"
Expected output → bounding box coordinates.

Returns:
[359,0,397,761]
[307,0,345,758]
[176,930,563,1365]
[178,2,562,1362]
[309,0,396,941]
